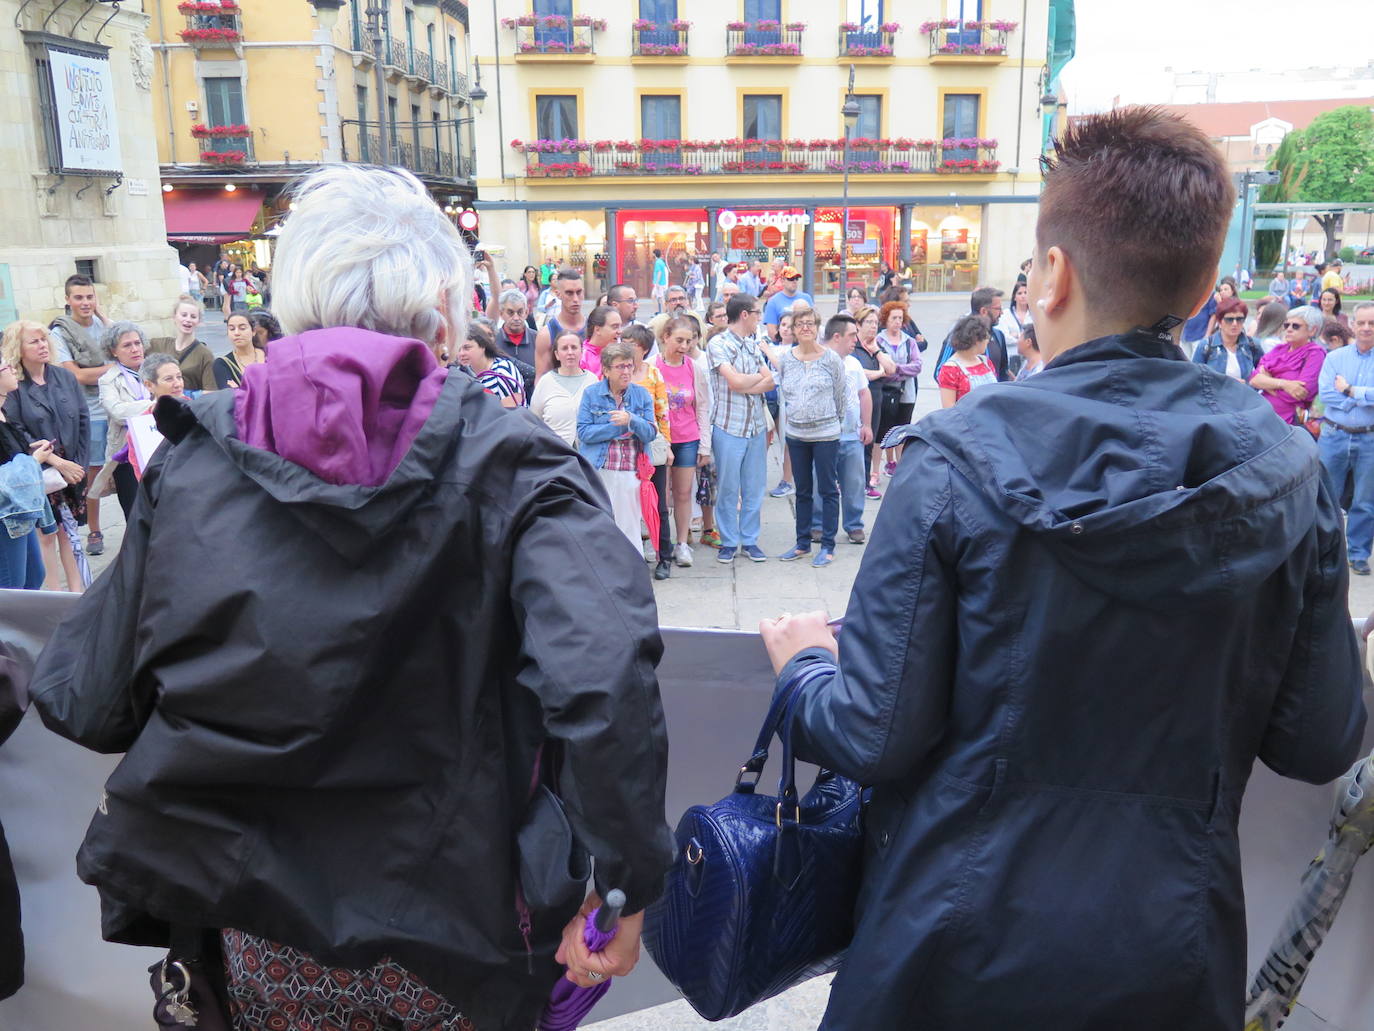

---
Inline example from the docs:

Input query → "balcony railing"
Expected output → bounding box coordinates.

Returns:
[414,49,433,81]
[450,69,469,100]
[433,58,448,90]
[198,135,256,163]
[180,4,240,34]
[632,22,690,56]
[501,17,602,56]
[341,118,473,182]
[922,20,1015,58]
[513,138,1002,178]
[387,37,410,69]
[725,23,804,57]
[838,26,896,57]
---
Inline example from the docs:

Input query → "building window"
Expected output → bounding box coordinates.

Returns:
[448,33,458,92]
[942,92,980,160]
[534,0,572,46]
[203,76,246,153]
[641,94,681,167]
[944,0,982,45]
[404,8,415,70]
[638,0,678,45]
[850,95,881,161]
[1266,143,1275,155]
[744,0,781,44]
[74,258,98,281]
[356,84,370,161]
[535,94,579,162]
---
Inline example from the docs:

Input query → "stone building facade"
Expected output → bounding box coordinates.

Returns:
[1,0,181,338]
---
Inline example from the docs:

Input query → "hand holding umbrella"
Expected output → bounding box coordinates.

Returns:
[543,889,635,1031]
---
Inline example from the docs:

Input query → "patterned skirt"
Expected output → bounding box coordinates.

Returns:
[221,928,477,1031]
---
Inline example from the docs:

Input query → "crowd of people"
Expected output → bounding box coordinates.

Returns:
[466,248,1049,572]
[0,277,287,591]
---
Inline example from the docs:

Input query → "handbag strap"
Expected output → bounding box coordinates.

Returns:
[735,660,836,798]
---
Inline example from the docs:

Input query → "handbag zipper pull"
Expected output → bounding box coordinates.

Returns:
[516,894,534,974]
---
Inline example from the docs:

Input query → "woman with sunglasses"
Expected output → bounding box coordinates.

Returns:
[1191,297,1263,380]
[1249,304,1327,424]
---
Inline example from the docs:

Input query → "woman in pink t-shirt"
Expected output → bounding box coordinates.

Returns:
[937,316,1000,407]
[654,314,712,568]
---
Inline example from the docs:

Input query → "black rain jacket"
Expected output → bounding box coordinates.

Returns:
[779,331,1368,1031]
[28,370,675,1030]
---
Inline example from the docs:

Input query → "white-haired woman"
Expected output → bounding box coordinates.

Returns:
[31,165,672,1031]
[96,320,149,517]
[1249,302,1327,426]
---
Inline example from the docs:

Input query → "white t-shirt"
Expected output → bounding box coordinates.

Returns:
[178,265,195,293]
[1223,348,1242,380]
[529,370,596,447]
[840,353,869,440]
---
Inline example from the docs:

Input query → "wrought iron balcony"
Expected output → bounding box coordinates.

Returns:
[341,118,473,183]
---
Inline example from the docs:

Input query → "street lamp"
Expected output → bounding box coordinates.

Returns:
[308,0,391,166]
[839,64,860,311]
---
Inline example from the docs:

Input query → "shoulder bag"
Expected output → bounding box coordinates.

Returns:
[643,661,866,1021]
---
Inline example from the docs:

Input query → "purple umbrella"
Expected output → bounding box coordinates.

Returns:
[540,889,626,1031]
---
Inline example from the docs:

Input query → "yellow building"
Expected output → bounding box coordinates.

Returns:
[472,1,1064,299]
[150,0,477,271]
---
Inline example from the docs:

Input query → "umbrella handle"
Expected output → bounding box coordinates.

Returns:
[593,889,626,935]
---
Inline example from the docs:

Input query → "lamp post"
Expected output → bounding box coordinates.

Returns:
[839,64,860,312]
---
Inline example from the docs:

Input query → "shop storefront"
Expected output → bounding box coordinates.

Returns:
[529,210,606,293]
[908,205,983,293]
[616,209,708,299]
[597,200,986,300]
[814,206,898,297]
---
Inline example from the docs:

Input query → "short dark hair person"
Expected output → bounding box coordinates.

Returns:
[1036,105,1233,326]
[725,294,757,324]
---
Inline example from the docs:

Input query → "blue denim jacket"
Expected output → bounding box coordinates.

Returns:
[0,453,55,539]
[1190,332,1263,381]
[576,379,657,469]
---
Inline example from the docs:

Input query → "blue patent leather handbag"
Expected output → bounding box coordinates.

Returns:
[643,662,867,1021]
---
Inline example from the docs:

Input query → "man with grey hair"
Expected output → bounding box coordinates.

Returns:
[1317,300,1374,573]
[648,285,702,351]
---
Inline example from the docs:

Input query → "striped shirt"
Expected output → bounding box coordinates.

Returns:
[707,329,768,438]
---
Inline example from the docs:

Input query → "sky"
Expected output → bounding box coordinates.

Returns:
[1062,0,1374,112]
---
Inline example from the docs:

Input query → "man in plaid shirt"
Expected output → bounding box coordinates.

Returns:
[707,294,775,563]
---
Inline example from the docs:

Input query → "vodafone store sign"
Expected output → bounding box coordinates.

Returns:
[717,209,811,231]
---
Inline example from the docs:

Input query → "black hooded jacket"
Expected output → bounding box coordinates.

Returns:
[779,331,1367,1030]
[29,361,675,1030]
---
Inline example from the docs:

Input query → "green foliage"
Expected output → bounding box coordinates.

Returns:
[1340,246,1357,262]
[1264,106,1374,201]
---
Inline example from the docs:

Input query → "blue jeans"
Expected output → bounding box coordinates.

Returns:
[1319,427,1374,562]
[0,529,44,590]
[788,437,839,550]
[712,427,767,548]
[813,437,866,535]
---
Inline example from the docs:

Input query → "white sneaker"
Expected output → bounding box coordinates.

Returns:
[674,542,694,567]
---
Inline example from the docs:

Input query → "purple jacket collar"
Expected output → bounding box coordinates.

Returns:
[233,327,448,487]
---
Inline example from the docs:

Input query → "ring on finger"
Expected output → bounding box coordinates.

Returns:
[587,971,606,982]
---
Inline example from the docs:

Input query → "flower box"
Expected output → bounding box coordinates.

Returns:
[728,42,801,56]
[200,150,246,164]
[190,123,251,138]
[178,1,238,11]
[179,27,240,42]
[637,42,687,55]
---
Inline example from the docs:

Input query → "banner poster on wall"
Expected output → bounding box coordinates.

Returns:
[46,44,123,174]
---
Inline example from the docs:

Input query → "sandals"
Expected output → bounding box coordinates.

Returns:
[86,531,104,557]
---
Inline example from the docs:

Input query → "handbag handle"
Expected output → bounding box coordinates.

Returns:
[735,660,836,808]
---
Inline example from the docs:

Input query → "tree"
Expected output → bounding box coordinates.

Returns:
[1264,105,1374,260]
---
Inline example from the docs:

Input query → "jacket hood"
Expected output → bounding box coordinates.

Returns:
[159,328,480,561]
[909,331,1322,609]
